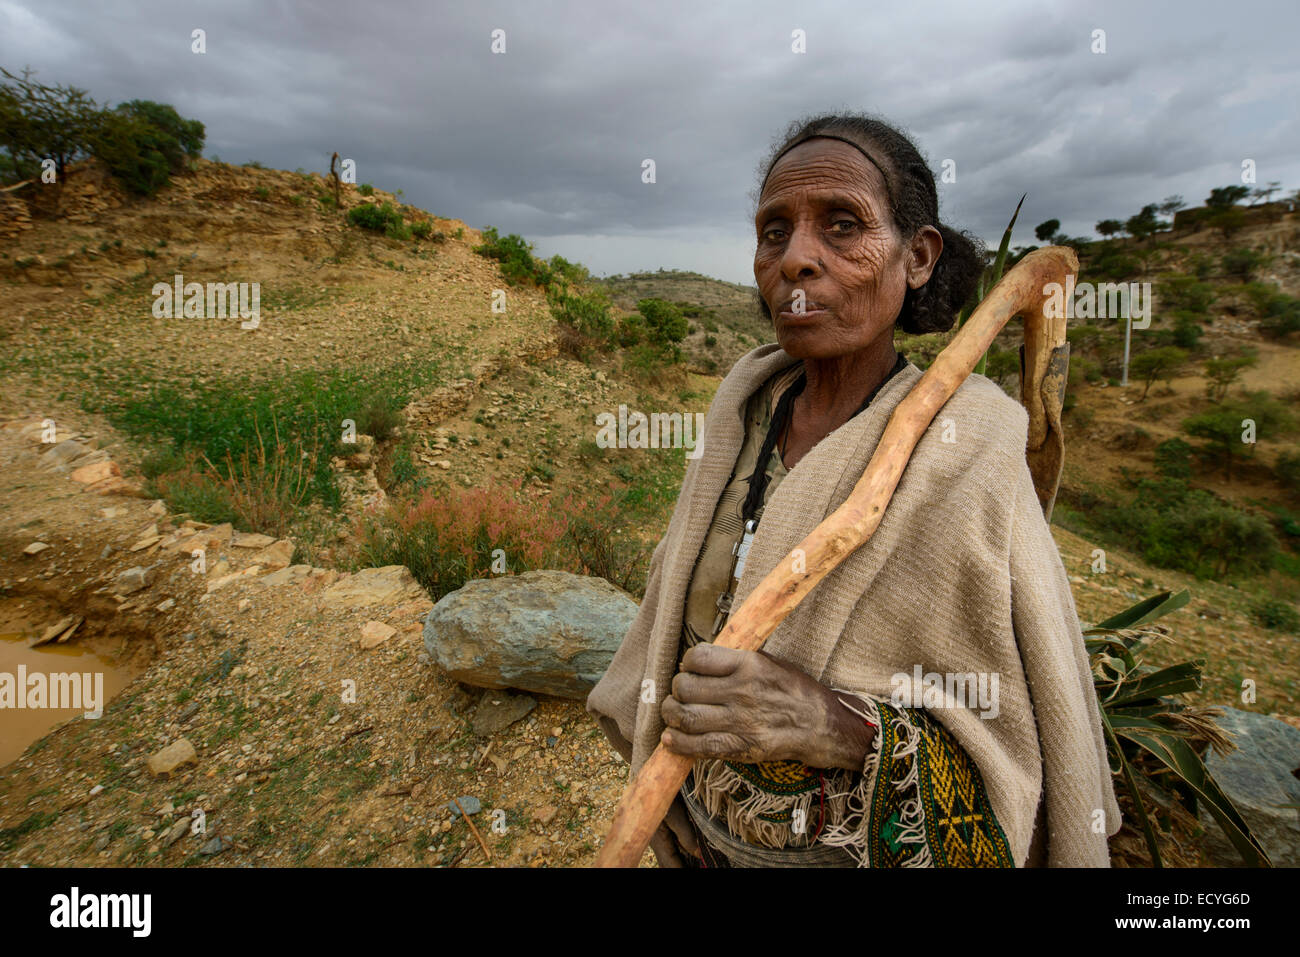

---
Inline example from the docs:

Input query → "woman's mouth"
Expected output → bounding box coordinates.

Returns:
[778,307,828,322]
[777,298,829,321]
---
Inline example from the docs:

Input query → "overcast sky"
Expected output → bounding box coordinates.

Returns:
[4,0,1298,285]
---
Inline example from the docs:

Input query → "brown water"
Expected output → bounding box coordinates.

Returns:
[0,631,134,768]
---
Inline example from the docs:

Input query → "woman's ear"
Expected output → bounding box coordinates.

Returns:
[906,225,944,289]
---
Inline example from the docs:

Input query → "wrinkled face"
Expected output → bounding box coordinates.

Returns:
[754,137,913,360]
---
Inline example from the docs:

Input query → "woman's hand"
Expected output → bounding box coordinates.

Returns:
[660,644,875,770]
[648,797,701,867]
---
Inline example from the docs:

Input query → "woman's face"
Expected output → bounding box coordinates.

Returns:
[753,137,934,361]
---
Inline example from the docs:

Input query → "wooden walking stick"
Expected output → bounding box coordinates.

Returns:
[594,245,1078,867]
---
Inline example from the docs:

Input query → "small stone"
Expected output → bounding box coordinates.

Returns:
[93,833,110,851]
[89,784,103,797]
[359,620,397,650]
[159,799,175,815]
[532,805,558,825]
[231,532,276,548]
[550,727,562,738]
[447,795,482,817]
[115,565,155,596]
[199,835,229,856]
[155,598,175,612]
[546,736,558,748]
[147,738,197,776]
[23,542,50,556]
[163,819,189,846]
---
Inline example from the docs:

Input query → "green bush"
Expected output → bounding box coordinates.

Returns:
[89,111,172,195]
[1105,479,1278,577]
[1274,450,1300,493]
[1182,392,1294,479]
[474,226,553,287]
[1085,245,1140,282]
[1221,248,1269,280]
[1250,597,1300,633]
[358,183,374,196]
[549,286,614,341]
[615,312,646,347]
[1158,275,1215,314]
[410,220,432,240]
[1154,437,1194,479]
[636,297,688,346]
[347,201,404,233]
[88,100,204,196]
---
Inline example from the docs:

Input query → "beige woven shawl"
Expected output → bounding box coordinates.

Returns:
[588,343,1121,866]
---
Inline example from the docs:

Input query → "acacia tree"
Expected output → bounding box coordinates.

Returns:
[1130,346,1187,400]
[1096,219,1124,239]
[1125,204,1163,242]
[0,66,99,183]
[1034,218,1061,242]
[1158,195,1186,218]
[1206,185,1250,208]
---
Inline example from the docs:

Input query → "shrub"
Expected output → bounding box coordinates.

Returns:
[1158,275,1215,314]
[1086,245,1139,282]
[615,312,646,347]
[1154,438,1193,479]
[410,221,432,240]
[636,297,688,346]
[1246,287,1300,339]
[347,201,403,232]
[89,100,204,195]
[355,481,569,600]
[1250,597,1300,633]
[474,226,553,287]
[549,286,614,344]
[89,111,172,195]
[1274,450,1300,494]
[358,183,374,196]
[1182,392,1293,479]
[1221,248,1269,280]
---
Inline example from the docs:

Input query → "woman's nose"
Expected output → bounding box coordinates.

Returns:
[781,225,822,279]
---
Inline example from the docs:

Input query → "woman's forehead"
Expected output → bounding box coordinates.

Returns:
[760,138,886,208]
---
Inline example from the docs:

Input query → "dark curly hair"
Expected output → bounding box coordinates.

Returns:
[751,113,985,335]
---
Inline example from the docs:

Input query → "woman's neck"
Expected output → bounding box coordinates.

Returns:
[781,335,898,468]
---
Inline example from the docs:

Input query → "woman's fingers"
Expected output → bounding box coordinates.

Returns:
[660,726,750,759]
[648,822,685,868]
[662,694,733,733]
[670,669,739,706]
[681,643,745,677]
[664,798,701,860]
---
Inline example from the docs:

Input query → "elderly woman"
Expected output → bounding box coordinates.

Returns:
[587,113,1120,867]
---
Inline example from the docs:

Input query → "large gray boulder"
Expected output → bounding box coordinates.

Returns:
[423,570,638,700]
[1198,706,1300,866]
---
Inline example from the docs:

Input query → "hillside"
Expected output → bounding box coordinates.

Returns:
[0,158,1297,868]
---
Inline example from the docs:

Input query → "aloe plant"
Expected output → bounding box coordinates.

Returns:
[1085,589,1272,867]
[955,194,1025,376]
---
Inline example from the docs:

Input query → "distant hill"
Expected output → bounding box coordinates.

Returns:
[596,268,771,372]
